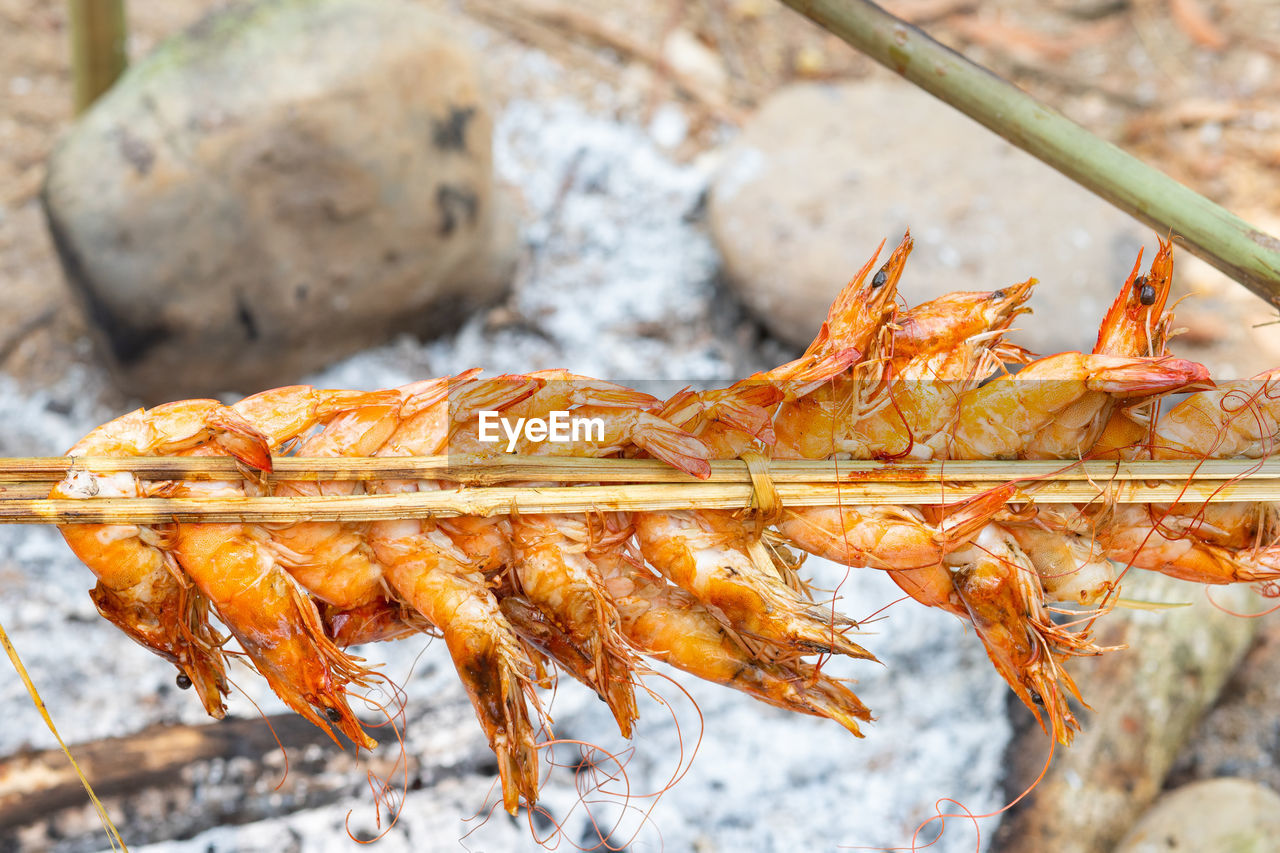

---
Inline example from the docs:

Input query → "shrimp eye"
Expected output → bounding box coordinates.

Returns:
[175,673,193,690]
[1139,283,1156,305]
[1029,689,1045,707]
[871,269,888,289]
[991,289,1006,300]
[325,707,343,723]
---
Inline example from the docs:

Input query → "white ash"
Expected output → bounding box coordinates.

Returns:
[0,96,1010,852]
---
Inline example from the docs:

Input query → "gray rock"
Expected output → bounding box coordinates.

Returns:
[992,570,1261,853]
[1115,778,1280,853]
[43,0,515,402]
[708,80,1149,357]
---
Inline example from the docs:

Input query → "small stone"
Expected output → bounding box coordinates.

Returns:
[42,0,516,402]
[662,28,730,102]
[1114,778,1280,853]
[708,80,1150,356]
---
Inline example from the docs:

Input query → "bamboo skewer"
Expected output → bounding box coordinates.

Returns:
[1,455,1278,524]
[3,455,1280,483]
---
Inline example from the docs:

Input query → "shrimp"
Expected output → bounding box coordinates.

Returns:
[370,520,542,812]
[890,277,1037,367]
[633,507,875,660]
[506,512,641,737]
[51,400,273,718]
[1097,503,1280,586]
[171,387,399,748]
[841,280,1038,460]
[1023,241,1177,460]
[948,527,1106,746]
[366,377,544,813]
[776,486,1018,616]
[592,522,872,736]
[929,351,1211,461]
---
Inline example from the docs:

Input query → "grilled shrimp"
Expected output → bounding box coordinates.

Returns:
[776,486,1018,616]
[51,399,273,718]
[931,352,1211,461]
[843,279,1037,459]
[366,376,544,813]
[1024,241,1177,460]
[171,387,401,748]
[506,512,641,736]
[889,277,1037,367]
[633,508,874,660]
[592,520,872,736]
[948,527,1106,746]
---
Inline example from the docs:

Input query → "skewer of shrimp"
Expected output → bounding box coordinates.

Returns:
[630,260,902,660]
[51,400,273,718]
[1094,367,1280,584]
[773,276,1035,612]
[264,374,490,611]
[632,437,876,659]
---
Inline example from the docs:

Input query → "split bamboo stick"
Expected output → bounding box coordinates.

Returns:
[1,474,1277,525]
[1,455,1278,484]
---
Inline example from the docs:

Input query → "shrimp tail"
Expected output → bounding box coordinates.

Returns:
[452,374,545,421]
[630,412,713,479]
[1084,355,1212,396]
[935,483,1021,552]
[205,407,274,472]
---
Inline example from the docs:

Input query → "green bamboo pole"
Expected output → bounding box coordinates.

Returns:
[68,0,128,114]
[778,0,1280,306]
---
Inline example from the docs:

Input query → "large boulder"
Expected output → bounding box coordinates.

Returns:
[43,0,515,402]
[709,80,1150,357]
